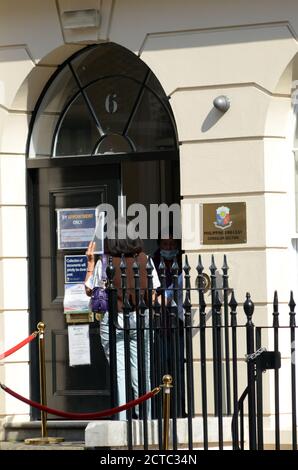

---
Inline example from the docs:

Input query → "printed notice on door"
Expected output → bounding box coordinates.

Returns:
[68,324,91,367]
[57,208,96,250]
[202,202,247,245]
[65,255,87,284]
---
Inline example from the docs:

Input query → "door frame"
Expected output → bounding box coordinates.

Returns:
[27,169,41,418]
[27,149,179,418]
[26,150,178,169]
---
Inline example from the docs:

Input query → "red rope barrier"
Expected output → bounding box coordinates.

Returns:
[0,332,38,360]
[0,383,160,420]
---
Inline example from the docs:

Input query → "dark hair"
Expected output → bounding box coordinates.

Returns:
[106,218,144,256]
[157,225,182,246]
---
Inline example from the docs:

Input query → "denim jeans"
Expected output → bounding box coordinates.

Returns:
[100,310,151,420]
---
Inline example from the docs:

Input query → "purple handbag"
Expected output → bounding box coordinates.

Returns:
[91,255,109,313]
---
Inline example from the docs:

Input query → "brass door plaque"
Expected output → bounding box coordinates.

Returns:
[202,202,247,245]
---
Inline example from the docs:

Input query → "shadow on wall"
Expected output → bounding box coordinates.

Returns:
[201,107,224,132]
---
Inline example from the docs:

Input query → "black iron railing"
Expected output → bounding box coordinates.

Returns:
[104,254,297,451]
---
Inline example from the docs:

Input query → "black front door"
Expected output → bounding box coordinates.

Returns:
[29,163,120,415]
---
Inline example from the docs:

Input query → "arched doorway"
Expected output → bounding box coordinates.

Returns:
[27,42,180,415]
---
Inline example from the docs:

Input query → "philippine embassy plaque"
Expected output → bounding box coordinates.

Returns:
[202,202,246,245]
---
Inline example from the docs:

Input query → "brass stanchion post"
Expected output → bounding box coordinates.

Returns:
[162,374,172,450]
[38,321,47,439]
[25,322,64,445]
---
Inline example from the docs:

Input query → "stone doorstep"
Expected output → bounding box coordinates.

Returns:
[1,417,235,448]
[3,417,295,449]
[1,420,89,442]
[85,417,234,448]
[0,441,234,451]
[0,441,85,451]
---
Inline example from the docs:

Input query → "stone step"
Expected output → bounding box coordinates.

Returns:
[2,420,88,442]
[0,441,85,450]
[85,416,234,448]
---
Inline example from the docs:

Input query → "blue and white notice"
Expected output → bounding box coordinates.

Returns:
[57,207,96,250]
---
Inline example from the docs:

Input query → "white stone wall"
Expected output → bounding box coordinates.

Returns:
[0,0,298,430]
[0,1,85,423]
[0,0,64,423]
[135,2,298,422]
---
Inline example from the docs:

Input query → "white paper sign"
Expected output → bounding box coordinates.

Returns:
[63,283,90,314]
[68,324,91,367]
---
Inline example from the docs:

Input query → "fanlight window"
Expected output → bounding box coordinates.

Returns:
[28,43,177,158]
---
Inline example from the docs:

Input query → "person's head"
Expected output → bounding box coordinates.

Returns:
[106,217,144,256]
[159,237,178,251]
[158,226,180,260]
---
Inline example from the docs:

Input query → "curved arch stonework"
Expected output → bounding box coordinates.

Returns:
[1,0,298,427]
[27,42,178,159]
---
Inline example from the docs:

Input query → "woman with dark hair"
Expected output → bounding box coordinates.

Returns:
[85,218,160,419]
